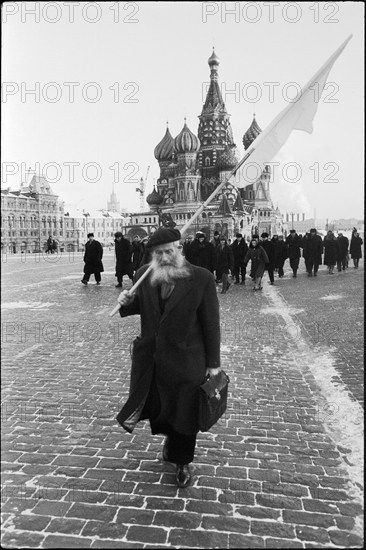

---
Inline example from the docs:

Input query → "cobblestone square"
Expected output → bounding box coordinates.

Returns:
[1,251,364,548]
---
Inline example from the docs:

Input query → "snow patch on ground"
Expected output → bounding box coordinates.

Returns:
[1,302,58,310]
[264,283,364,511]
[319,294,344,301]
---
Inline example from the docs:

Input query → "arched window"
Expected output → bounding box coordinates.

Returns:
[205,157,211,167]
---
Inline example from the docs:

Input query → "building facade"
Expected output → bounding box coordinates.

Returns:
[1,175,65,254]
[149,50,283,240]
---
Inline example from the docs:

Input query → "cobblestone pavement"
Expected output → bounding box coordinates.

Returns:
[1,251,364,548]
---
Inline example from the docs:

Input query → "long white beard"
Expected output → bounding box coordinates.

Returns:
[150,255,191,286]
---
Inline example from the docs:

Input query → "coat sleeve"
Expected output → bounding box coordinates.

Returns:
[197,274,221,370]
[119,295,140,318]
[261,246,269,264]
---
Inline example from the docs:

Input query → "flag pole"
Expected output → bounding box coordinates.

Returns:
[109,151,253,317]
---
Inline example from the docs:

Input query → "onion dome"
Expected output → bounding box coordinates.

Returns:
[146,186,163,206]
[243,115,262,150]
[216,145,241,171]
[174,121,200,154]
[208,48,220,67]
[154,127,174,161]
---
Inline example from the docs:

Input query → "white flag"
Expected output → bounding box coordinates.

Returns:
[229,35,352,188]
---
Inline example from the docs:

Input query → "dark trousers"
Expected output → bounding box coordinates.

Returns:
[289,257,300,274]
[146,372,197,465]
[307,260,319,274]
[233,264,246,282]
[337,259,347,271]
[264,265,274,283]
[83,269,101,283]
[276,261,285,277]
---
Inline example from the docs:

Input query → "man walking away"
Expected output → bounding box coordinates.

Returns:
[216,236,234,294]
[350,230,363,268]
[81,233,104,285]
[116,227,220,488]
[303,228,323,277]
[336,232,349,272]
[231,233,248,285]
[131,235,145,275]
[273,235,288,278]
[260,233,275,285]
[286,229,302,278]
[210,230,221,283]
[115,232,133,288]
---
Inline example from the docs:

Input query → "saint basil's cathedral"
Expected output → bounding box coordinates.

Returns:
[146,49,283,240]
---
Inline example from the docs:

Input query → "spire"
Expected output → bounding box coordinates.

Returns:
[202,48,226,114]
[232,192,244,212]
[216,194,232,216]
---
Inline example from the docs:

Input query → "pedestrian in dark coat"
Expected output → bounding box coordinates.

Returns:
[260,233,275,284]
[303,228,323,276]
[286,230,302,277]
[131,235,145,272]
[244,237,269,290]
[231,233,248,284]
[46,235,54,254]
[335,233,349,271]
[186,232,215,273]
[115,232,133,288]
[216,236,234,294]
[323,231,338,274]
[81,233,104,285]
[116,227,220,489]
[272,235,288,277]
[210,231,222,282]
[350,230,363,268]
[182,235,194,258]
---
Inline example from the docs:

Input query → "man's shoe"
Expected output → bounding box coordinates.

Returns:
[115,283,122,288]
[81,280,88,285]
[175,464,191,488]
[240,281,245,285]
[221,288,227,294]
[96,282,101,285]
[234,280,240,284]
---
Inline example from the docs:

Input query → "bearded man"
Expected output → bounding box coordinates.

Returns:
[116,227,220,488]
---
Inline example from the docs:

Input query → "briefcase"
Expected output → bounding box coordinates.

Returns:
[198,370,230,432]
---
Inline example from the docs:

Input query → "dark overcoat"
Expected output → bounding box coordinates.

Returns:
[336,236,349,261]
[260,240,275,266]
[323,237,338,265]
[186,239,215,272]
[115,238,133,278]
[350,236,363,259]
[286,234,302,259]
[83,240,104,273]
[131,241,145,271]
[272,239,288,266]
[244,245,269,278]
[116,264,220,435]
[303,235,323,264]
[215,244,234,277]
[231,239,249,266]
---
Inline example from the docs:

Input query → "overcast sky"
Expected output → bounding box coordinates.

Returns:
[2,1,364,220]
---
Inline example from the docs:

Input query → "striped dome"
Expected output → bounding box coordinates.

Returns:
[154,127,174,161]
[174,122,200,154]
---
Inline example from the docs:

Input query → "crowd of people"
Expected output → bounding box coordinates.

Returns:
[80,228,363,289]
